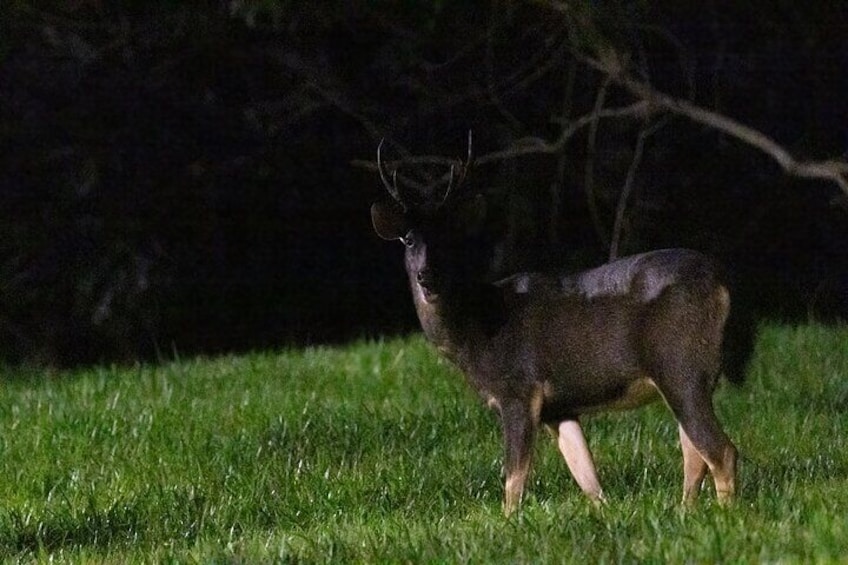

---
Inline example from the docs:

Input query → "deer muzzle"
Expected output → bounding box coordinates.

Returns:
[416,269,440,300]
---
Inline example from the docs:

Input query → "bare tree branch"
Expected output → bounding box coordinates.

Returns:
[547,60,579,246]
[486,5,527,131]
[351,101,654,175]
[609,117,670,261]
[584,75,612,248]
[478,100,654,164]
[578,54,848,195]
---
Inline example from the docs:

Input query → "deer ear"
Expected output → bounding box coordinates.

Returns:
[371,201,408,241]
[459,193,487,233]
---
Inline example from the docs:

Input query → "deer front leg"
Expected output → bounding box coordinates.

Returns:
[555,419,605,503]
[500,400,538,516]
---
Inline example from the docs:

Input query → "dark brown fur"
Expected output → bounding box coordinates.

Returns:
[372,190,739,514]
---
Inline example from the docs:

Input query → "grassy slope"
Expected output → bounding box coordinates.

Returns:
[0,324,846,562]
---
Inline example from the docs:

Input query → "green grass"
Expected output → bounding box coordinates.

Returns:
[0,323,847,562]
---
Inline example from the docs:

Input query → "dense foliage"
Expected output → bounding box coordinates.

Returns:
[1,2,846,364]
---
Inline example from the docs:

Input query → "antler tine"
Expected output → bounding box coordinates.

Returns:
[442,130,473,204]
[457,129,473,186]
[442,164,457,203]
[377,139,404,207]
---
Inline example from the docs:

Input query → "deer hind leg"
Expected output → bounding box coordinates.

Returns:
[500,399,539,516]
[684,422,736,504]
[661,375,737,504]
[679,425,708,503]
[553,419,605,503]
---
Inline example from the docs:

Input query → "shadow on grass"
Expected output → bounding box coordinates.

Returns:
[0,488,207,556]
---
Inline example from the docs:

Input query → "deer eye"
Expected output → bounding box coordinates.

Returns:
[401,232,415,247]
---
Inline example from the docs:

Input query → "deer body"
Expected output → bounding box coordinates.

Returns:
[372,140,738,514]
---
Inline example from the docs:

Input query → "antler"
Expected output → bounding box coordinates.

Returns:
[377,139,406,209]
[378,132,473,208]
[442,130,474,203]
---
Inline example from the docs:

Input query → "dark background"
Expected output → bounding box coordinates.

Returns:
[1,1,846,366]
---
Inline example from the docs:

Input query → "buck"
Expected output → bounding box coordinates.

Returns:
[370,136,741,514]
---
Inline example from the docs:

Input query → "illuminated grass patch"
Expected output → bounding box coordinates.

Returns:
[0,324,846,561]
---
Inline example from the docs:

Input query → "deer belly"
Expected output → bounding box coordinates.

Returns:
[540,376,661,421]
[587,377,660,412]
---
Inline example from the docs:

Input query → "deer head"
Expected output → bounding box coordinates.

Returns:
[370,133,485,304]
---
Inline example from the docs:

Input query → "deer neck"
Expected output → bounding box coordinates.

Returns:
[410,278,506,364]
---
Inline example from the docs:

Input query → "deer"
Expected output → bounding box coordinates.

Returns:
[370,134,742,515]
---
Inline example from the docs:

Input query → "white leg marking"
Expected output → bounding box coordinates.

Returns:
[557,420,605,502]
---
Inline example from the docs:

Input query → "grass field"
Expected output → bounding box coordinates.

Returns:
[0,323,846,562]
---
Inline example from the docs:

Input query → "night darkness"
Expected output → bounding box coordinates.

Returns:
[1,2,846,366]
